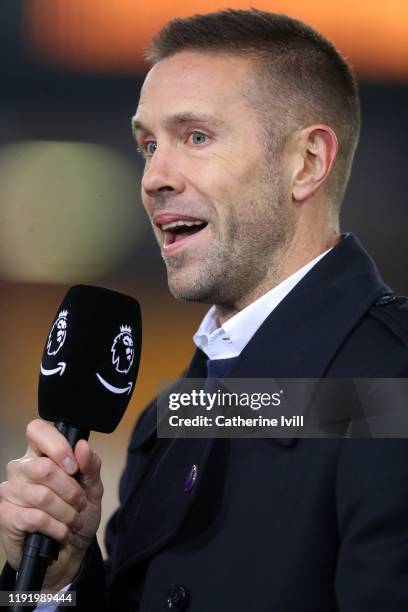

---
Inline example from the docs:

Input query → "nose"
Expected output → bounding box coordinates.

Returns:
[141,148,185,198]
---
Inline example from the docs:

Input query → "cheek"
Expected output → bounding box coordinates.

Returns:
[188,155,258,206]
[141,191,153,218]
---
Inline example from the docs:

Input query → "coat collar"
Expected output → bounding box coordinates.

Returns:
[223,233,390,379]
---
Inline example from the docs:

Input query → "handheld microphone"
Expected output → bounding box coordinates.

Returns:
[14,285,141,600]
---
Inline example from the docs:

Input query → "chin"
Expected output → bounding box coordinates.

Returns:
[168,284,205,303]
[167,275,213,304]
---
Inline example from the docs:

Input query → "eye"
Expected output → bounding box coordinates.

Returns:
[145,141,157,156]
[189,132,209,145]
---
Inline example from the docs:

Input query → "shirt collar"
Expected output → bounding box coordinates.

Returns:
[193,248,332,360]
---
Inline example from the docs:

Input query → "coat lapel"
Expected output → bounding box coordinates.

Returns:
[113,349,213,575]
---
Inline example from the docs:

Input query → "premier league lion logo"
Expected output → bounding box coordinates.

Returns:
[46,310,68,356]
[111,325,134,374]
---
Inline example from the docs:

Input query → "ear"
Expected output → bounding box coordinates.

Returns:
[291,125,338,202]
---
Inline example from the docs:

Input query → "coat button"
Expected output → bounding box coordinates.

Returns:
[184,464,198,493]
[166,583,190,609]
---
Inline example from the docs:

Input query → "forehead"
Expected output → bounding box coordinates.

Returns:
[135,51,255,122]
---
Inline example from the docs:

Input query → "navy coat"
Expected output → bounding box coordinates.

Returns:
[2,233,408,611]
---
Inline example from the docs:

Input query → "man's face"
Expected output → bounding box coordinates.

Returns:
[133,51,293,308]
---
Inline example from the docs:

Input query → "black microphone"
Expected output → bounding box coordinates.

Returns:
[14,285,141,602]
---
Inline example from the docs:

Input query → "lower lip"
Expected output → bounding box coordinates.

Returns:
[162,226,208,255]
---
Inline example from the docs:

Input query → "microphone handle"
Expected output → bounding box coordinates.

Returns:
[13,423,90,611]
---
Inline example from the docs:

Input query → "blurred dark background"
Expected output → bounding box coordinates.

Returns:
[0,1,407,560]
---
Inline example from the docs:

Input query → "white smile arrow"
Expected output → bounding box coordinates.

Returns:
[96,373,133,395]
[40,362,66,376]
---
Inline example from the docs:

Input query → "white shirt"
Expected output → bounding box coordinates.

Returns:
[193,248,332,361]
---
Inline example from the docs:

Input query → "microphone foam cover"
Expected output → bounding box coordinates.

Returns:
[38,285,141,433]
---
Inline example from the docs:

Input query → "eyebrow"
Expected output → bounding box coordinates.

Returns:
[131,112,225,137]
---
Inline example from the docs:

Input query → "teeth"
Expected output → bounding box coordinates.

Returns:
[161,220,205,231]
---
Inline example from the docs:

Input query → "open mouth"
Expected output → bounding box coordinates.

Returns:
[153,214,209,252]
[161,219,208,248]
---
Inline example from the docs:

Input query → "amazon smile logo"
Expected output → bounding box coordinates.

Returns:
[41,362,66,376]
[96,373,132,395]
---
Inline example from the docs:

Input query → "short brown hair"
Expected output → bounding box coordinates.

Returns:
[146,9,361,209]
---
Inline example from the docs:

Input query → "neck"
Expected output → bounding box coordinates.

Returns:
[214,227,340,326]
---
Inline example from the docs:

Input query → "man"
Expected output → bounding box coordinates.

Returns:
[1,9,408,611]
